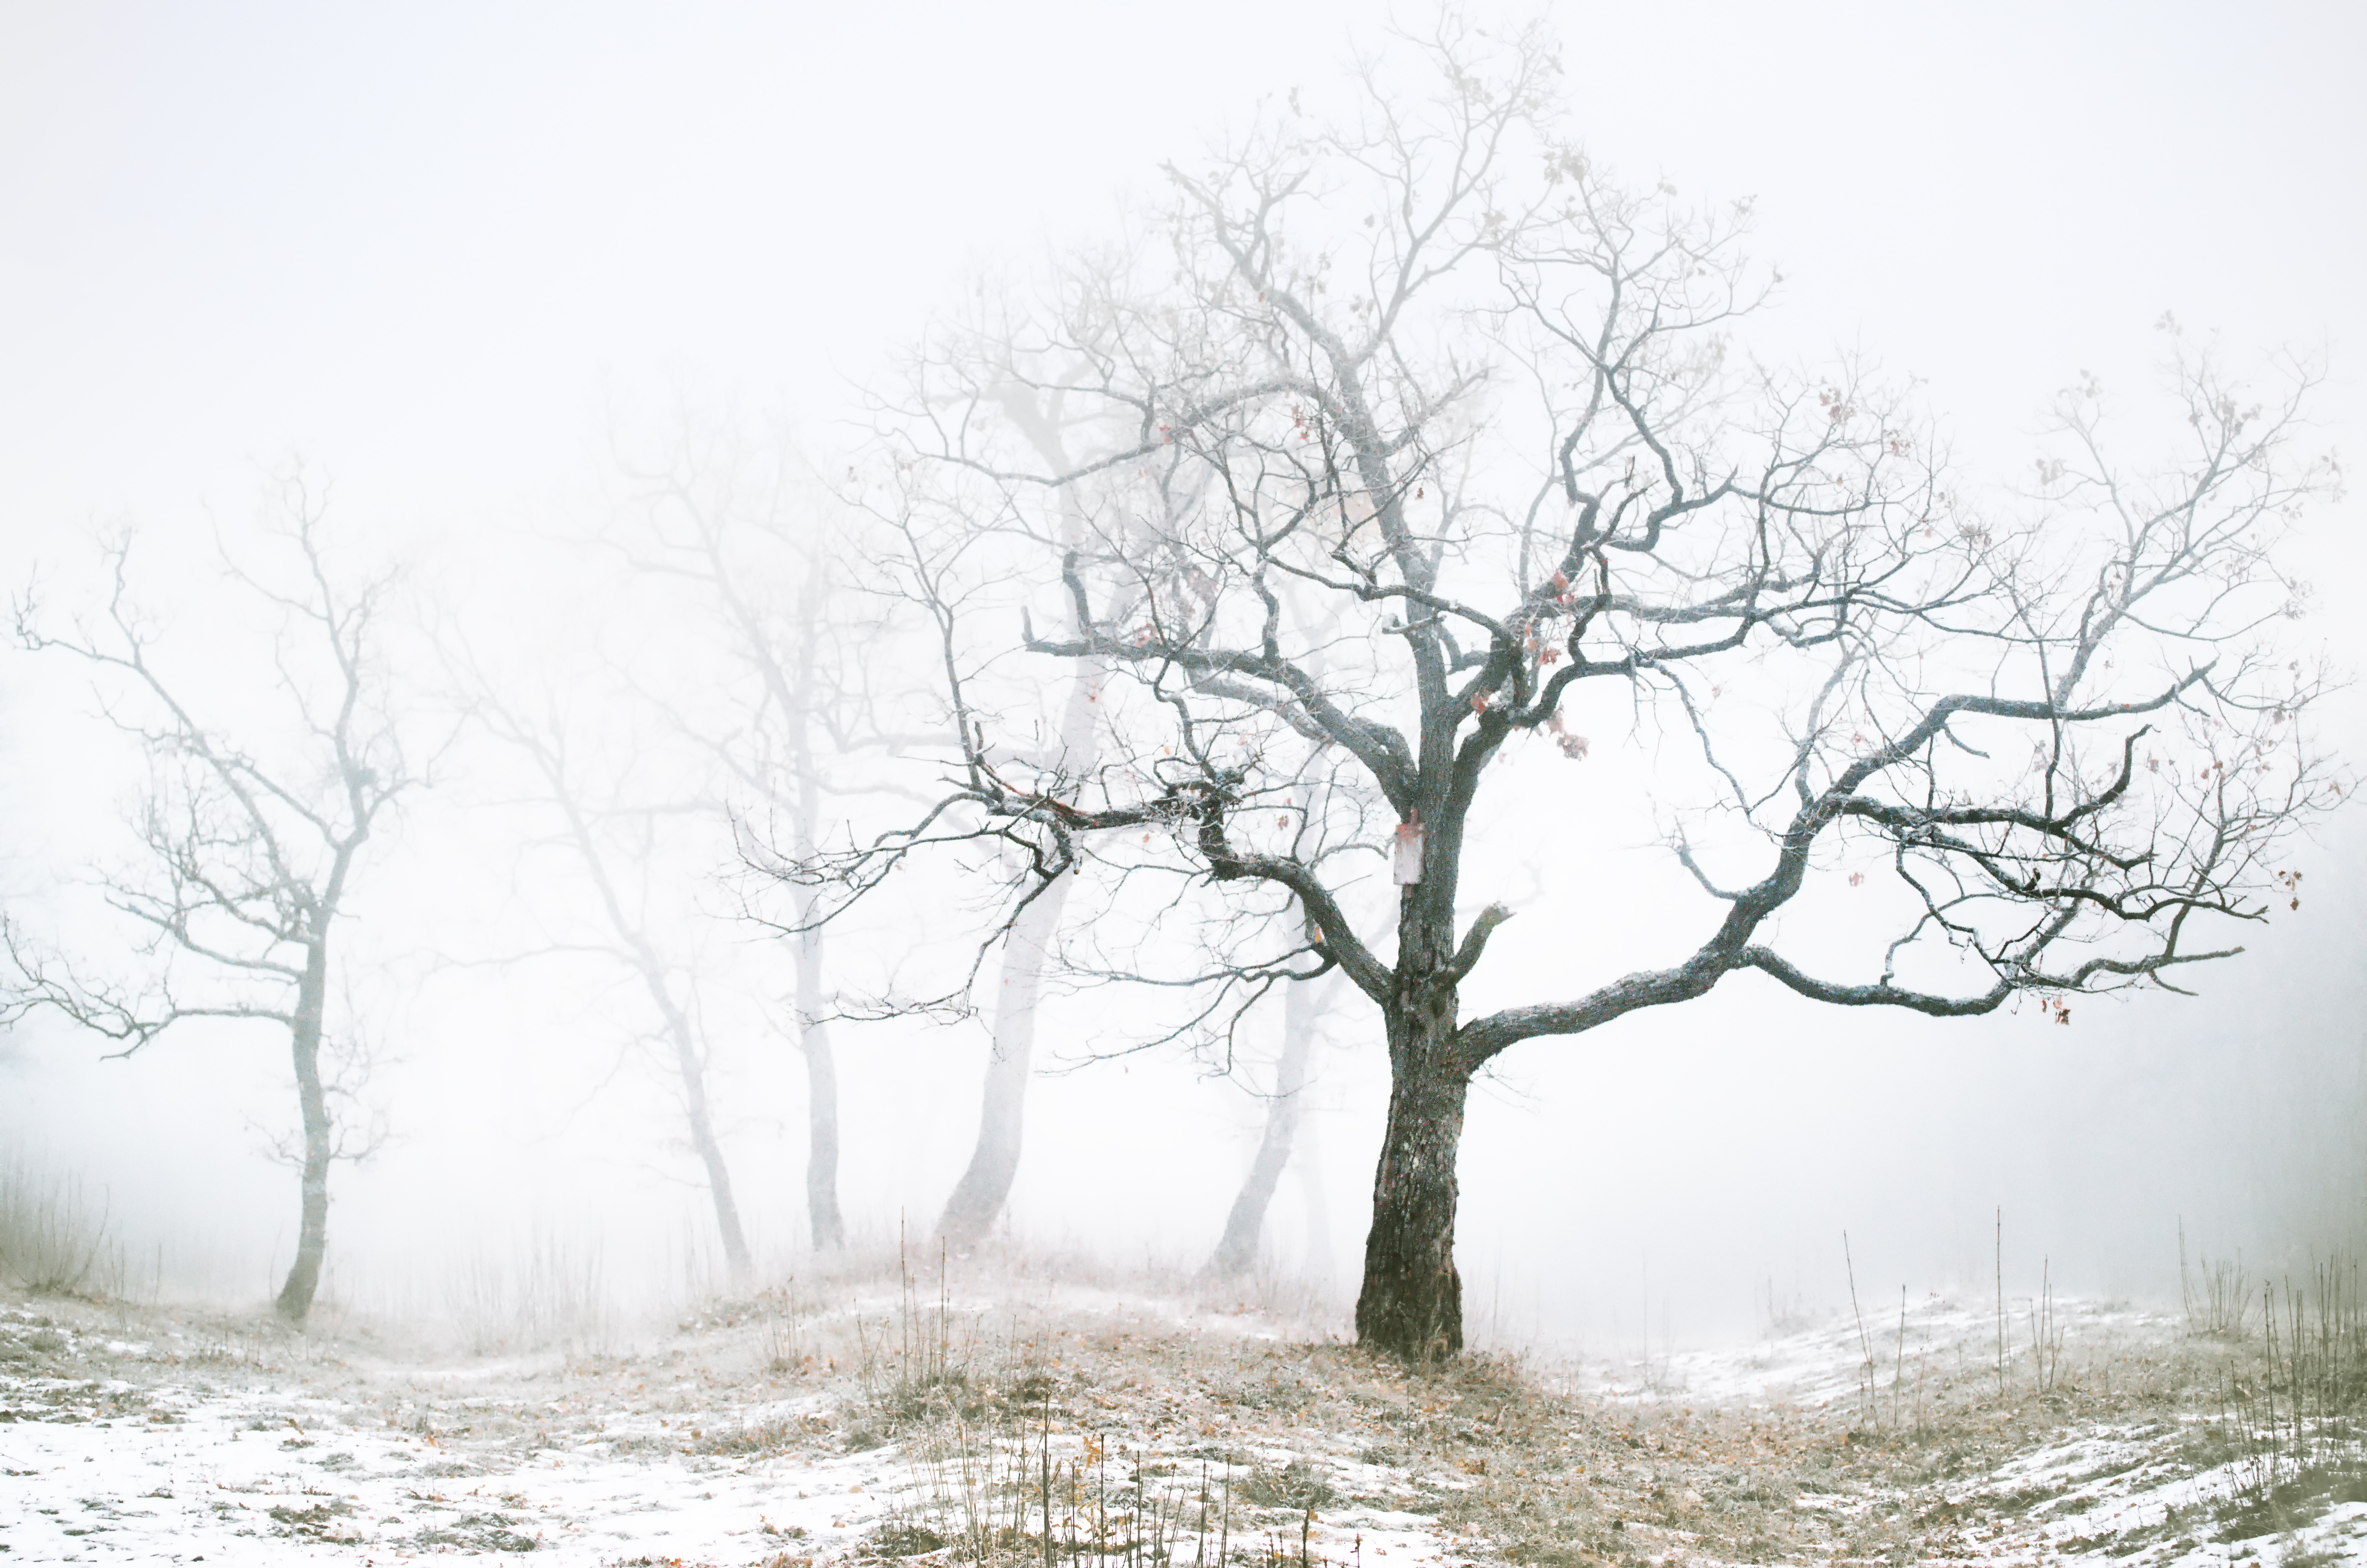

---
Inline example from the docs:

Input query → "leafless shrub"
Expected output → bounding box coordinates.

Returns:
[2185,1224,2258,1341]
[442,1230,613,1356]
[0,1160,122,1297]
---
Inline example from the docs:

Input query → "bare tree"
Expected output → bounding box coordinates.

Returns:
[1204,969,1338,1279]
[455,676,756,1281]
[931,387,1109,1247]
[5,489,413,1325]
[606,424,920,1253]
[792,18,2341,1358]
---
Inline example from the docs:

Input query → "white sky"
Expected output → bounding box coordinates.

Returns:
[2,1,2364,1344]
[6,2,2358,530]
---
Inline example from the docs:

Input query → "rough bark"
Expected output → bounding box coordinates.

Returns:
[273,938,333,1325]
[1353,1001,1470,1359]
[1205,975,1324,1278]
[1354,790,1480,1358]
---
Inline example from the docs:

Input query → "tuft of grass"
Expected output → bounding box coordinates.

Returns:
[442,1229,612,1356]
[689,1411,836,1456]
[0,1161,122,1297]
[1234,1458,1337,1510]
[2191,1254,2367,1540]
[2183,1225,2256,1341]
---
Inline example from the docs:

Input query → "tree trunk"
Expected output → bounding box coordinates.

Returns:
[1354,989,1458,1352]
[670,1016,754,1281]
[937,869,1072,1246]
[274,940,333,1326]
[1205,974,1325,1278]
[795,920,845,1250]
[935,393,1107,1252]
[1296,1109,1333,1283]
[937,644,1103,1249]
[787,676,847,1252]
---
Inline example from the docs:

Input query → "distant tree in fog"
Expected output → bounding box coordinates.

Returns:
[1205,969,1338,1280]
[454,422,912,1269]
[4,485,415,1325]
[456,684,756,1280]
[606,422,920,1254]
[781,17,2342,1359]
[928,387,1107,1250]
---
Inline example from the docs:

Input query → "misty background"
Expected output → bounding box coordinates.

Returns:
[2,0,2363,1352]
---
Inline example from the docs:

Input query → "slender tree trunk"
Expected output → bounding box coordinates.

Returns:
[1205,975,1325,1278]
[274,939,333,1326]
[667,1011,753,1280]
[1296,1109,1333,1283]
[559,777,755,1284]
[937,574,1103,1247]
[937,399,1104,1250]
[794,919,845,1250]
[788,681,846,1251]
[937,869,1074,1246]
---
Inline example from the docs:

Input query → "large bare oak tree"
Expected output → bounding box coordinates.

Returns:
[794,18,2341,1358]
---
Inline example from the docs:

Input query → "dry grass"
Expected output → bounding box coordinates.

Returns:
[440,1228,615,1356]
[734,1250,2367,1568]
[0,1160,123,1297]
[18,1229,2367,1566]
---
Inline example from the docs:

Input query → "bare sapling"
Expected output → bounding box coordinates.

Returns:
[1845,1232,1876,1426]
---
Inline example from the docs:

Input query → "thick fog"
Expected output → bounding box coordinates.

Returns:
[2,1,2363,1356]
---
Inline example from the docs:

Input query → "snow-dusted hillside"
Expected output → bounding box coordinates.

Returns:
[5,1269,2363,1566]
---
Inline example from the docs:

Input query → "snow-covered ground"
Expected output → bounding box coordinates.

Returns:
[7,1282,2364,1566]
[0,1286,1465,1567]
[1571,1293,2367,1566]
[1575,1293,2169,1408]
[0,1302,884,1563]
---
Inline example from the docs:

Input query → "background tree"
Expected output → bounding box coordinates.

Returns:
[1199,609,1374,1281]
[606,421,920,1253]
[1204,968,1339,1279]
[454,669,757,1280]
[5,489,413,1325]
[931,389,1109,1249]
[791,18,2341,1359]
